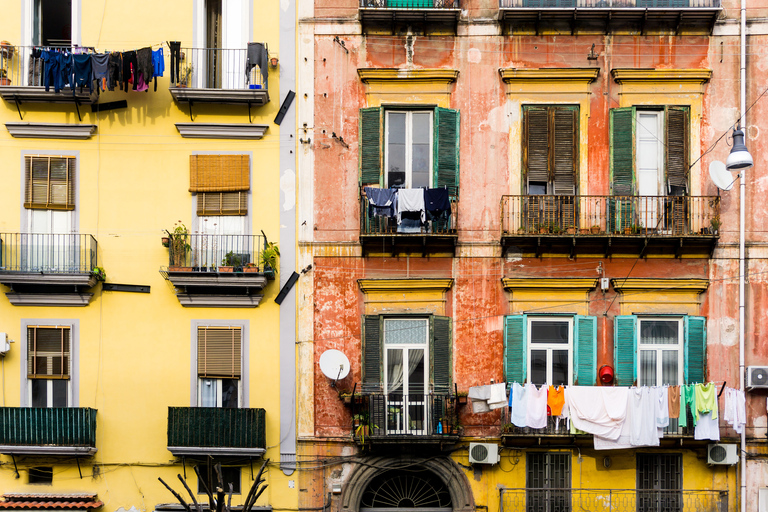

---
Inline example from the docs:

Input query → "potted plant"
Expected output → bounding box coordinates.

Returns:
[590,225,601,235]
[244,262,259,273]
[353,412,377,444]
[565,225,577,235]
[260,241,280,278]
[456,390,468,405]
[167,221,191,270]
[92,266,106,282]
[178,64,193,87]
[0,68,10,86]
[517,226,526,235]
[710,216,721,235]
[221,251,243,272]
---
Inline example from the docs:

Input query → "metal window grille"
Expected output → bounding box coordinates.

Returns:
[526,452,571,512]
[637,453,682,512]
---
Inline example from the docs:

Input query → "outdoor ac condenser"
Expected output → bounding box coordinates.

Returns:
[707,444,738,465]
[468,442,500,465]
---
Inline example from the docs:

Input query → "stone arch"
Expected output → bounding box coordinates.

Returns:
[340,456,474,512]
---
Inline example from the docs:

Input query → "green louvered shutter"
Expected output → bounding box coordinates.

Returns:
[614,315,637,386]
[685,316,707,384]
[431,316,452,394]
[573,316,597,386]
[610,108,635,196]
[362,315,382,392]
[666,106,689,192]
[434,108,460,196]
[524,106,549,187]
[504,315,527,385]
[553,108,577,196]
[360,107,382,186]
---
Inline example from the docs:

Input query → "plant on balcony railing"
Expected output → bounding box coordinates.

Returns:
[167,222,191,269]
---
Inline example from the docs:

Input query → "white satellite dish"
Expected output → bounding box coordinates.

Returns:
[319,349,350,386]
[710,161,735,191]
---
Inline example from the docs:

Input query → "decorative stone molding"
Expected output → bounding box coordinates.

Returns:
[175,123,269,139]
[610,68,712,85]
[610,278,709,292]
[6,122,97,139]
[358,278,454,292]
[4,292,94,307]
[499,68,600,84]
[357,68,460,84]
[502,278,598,290]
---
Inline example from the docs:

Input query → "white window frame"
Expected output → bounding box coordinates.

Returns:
[637,316,684,387]
[383,317,429,435]
[527,317,573,386]
[197,377,242,408]
[20,320,78,408]
[384,110,434,189]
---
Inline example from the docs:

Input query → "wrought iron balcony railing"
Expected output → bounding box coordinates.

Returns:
[501,195,720,237]
[501,409,695,437]
[0,233,97,274]
[0,407,97,454]
[500,488,727,512]
[499,0,719,8]
[167,407,266,455]
[173,47,267,90]
[165,233,269,274]
[360,190,458,236]
[351,393,459,440]
[360,0,459,8]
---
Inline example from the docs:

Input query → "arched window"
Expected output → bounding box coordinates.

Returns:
[360,468,452,510]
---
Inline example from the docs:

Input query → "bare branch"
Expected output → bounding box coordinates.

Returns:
[158,477,191,512]
[178,474,203,512]
[194,463,216,511]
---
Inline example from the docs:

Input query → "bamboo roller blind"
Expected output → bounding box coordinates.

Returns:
[27,326,71,379]
[197,327,242,379]
[189,155,250,192]
[24,156,76,210]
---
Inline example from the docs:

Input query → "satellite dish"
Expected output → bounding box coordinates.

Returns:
[710,161,735,191]
[319,349,350,386]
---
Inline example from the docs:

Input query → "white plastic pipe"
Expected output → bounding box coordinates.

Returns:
[739,0,747,509]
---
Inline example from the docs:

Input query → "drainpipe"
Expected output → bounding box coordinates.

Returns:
[739,0,747,508]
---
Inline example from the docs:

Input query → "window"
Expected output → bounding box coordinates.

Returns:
[637,453,682,512]
[527,452,571,512]
[29,467,53,485]
[32,0,74,47]
[25,156,76,211]
[197,326,242,408]
[197,465,241,495]
[613,315,705,386]
[359,107,460,195]
[194,0,251,89]
[504,315,596,386]
[27,326,70,407]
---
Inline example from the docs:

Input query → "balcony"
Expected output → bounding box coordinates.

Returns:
[167,407,266,457]
[0,233,99,306]
[0,407,97,456]
[160,233,271,307]
[498,0,721,34]
[351,394,460,449]
[500,195,720,258]
[500,488,727,512]
[359,0,461,30]
[168,47,269,119]
[360,190,458,255]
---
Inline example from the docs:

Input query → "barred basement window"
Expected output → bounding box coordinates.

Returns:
[24,156,76,210]
[28,466,53,485]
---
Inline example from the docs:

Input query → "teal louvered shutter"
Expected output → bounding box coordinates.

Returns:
[524,106,549,187]
[573,316,597,386]
[360,107,382,186]
[431,316,452,394]
[361,315,382,392]
[685,316,707,384]
[433,108,460,196]
[553,107,577,196]
[610,107,635,196]
[666,106,689,192]
[614,315,637,386]
[504,315,527,385]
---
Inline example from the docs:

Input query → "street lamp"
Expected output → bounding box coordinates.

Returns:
[726,125,753,171]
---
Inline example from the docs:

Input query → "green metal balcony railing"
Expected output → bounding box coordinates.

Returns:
[167,407,266,451]
[0,233,98,273]
[499,0,719,8]
[360,0,459,9]
[0,407,97,447]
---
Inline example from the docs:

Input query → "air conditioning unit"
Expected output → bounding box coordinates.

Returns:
[747,366,768,389]
[708,444,738,465]
[468,442,500,465]
[0,333,9,356]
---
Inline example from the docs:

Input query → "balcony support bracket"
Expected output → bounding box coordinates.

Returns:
[676,12,684,35]
[570,10,577,35]
[639,238,649,259]
[74,98,82,122]
[182,456,186,479]
[676,238,684,259]
[642,9,648,36]
[77,457,83,479]
[605,12,612,35]
[605,237,612,258]
[187,99,195,122]
[11,455,18,479]
[13,97,23,121]
[248,101,253,123]
[250,457,254,480]
[570,237,576,259]
[536,237,543,259]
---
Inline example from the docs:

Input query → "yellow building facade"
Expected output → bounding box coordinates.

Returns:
[0,2,298,512]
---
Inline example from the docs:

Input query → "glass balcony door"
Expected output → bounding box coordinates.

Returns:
[27,209,74,272]
[384,319,427,435]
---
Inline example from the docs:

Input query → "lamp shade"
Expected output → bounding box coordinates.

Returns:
[726,127,753,170]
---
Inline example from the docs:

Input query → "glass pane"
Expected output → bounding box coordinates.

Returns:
[387,113,406,188]
[531,349,547,385]
[407,349,425,395]
[531,321,569,344]
[384,319,426,344]
[552,350,568,386]
[411,143,430,188]
[200,379,217,407]
[52,379,67,407]
[387,348,404,394]
[221,379,238,408]
[640,320,678,345]
[31,379,47,407]
[639,350,657,386]
[661,350,679,385]
[412,113,431,144]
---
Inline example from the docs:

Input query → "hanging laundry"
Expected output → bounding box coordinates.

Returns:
[108,52,122,91]
[121,50,137,91]
[28,48,43,87]
[526,384,548,429]
[723,387,746,435]
[565,386,627,441]
[695,382,718,420]
[468,385,491,414]
[488,383,507,410]
[364,187,396,219]
[694,404,720,441]
[396,188,425,233]
[548,385,565,416]
[628,387,660,447]
[169,41,181,85]
[91,53,109,92]
[136,47,153,92]
[509,382,528,428]
[72,53,92,95]
[668,385,680,419]
[679,384,697,427]
[653,386,670,432]
[152,47,164,91]
[424,188,451,233]
[246,42,268,87]
[41,50,63,93]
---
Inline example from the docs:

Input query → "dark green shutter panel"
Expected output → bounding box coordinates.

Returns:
[434,108,460,196]
[504,315,527,385]
[553,108,577,195]
[666,107,689,191]
[610,107,635,196]
[524,107,549,184]
[685,316,706,384]
[361,315,382,392]
[573,316,597,386]
[431,316,452,394]
[360,107,382,186]
[614,315,637,386]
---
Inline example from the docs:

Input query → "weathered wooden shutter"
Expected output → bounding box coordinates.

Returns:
[434,108,460,196]
[524,107,549,185]
[610,108,635,196]
[431,316,452,394]
[359,107,382,186]
[361,315,382,392]
[27,326,70,379]
[684,316,706,384]
[573,316,597,386]
[197,326,242,379]
[614,315,637,386]
[503,315,527,385]
[24,156,76,210]
[666,106,689,191]
[553,108,577,195]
